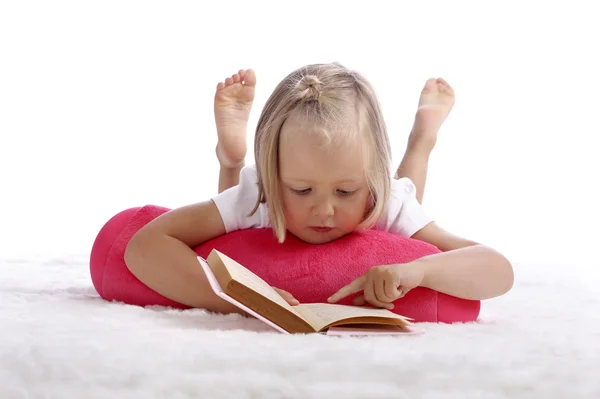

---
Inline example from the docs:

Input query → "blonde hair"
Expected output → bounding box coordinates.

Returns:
[249,62,393,243]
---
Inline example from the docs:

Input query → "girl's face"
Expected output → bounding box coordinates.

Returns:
[278,117,371,244]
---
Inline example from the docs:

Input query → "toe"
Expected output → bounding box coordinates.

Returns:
[243,69,257,87]
[441,85,454,95]
[216,82,224,90]
[238,70,247,83]
[437,78,454,91]
[225,77,233,86]
[422,78,438,93]
[441,85,454,94]
[232,73,241,83]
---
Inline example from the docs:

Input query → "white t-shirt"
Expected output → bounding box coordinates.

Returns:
[211,164,433,238]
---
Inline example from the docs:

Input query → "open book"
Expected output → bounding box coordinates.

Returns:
[198,250,420,336]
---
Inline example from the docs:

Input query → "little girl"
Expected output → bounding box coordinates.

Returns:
[125,63,514,314]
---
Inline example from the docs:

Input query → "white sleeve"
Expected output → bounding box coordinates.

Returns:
[210,165,270,233]
[378,177,433,237]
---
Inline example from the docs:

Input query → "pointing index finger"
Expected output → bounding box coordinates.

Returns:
[327,275,367,303]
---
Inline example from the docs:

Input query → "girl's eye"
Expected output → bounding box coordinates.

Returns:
[292,188,311,195]
[290,188,356,196]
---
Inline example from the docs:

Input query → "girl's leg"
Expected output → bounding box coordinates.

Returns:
[395,148,430,205]
[213,69,256,193]
[394,78,455,204]
[218,164,245,193]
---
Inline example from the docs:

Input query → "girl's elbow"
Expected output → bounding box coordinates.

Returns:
[497,253,515,295]
[485,246,514,296]
[502,266,515,295]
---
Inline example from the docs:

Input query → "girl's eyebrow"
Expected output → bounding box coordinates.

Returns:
[282,176,361,184]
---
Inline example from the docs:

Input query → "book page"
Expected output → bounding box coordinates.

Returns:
[211,251,301,316]
[295,303,411,332]
[326,325,422,336]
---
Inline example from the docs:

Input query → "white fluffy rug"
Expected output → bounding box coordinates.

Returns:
[1,255,599,399]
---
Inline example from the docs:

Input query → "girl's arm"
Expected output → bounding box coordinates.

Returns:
[410,222,514,300]
[124,200,244,314]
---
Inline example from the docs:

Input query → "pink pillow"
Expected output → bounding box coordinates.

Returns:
[90,205,480,323]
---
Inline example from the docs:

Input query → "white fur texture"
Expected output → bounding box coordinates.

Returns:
[1,255,599,399]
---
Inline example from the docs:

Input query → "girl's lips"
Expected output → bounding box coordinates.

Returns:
[311,227,333,233]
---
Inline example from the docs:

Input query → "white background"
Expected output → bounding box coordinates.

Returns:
[1,1,598,272]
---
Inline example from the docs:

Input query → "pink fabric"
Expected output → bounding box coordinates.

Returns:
[90,205,480,323]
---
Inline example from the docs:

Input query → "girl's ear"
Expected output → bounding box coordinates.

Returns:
[367,193,375,208]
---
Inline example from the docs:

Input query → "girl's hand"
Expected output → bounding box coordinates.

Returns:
[273,287,300,306]
[327,263,425,309]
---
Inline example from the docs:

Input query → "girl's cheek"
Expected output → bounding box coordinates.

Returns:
[283,196,302,220]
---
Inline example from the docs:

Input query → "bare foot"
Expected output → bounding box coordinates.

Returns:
[214,69,256,168]
[408,77,455,153]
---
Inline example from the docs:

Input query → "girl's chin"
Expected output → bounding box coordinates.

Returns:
[287,227,349,244]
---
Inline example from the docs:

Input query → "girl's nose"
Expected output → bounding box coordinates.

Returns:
[312,198,334,217]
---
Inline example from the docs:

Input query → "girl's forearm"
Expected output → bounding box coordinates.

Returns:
[124,231,243,314]
[413,244,514,300]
